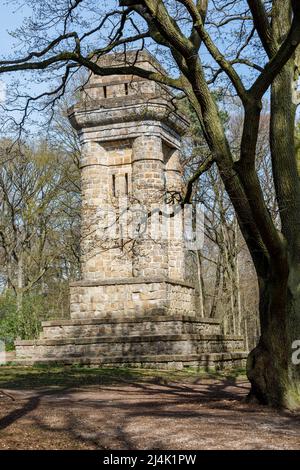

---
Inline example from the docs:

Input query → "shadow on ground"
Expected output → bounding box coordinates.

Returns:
[0,366,299,450]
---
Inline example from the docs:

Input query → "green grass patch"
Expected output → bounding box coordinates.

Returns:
[0,364,247,390]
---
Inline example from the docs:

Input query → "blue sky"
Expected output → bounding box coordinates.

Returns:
[0,1,252,89]
[0,2,31,55]
[0,2,33,101]
[0,1,243,130]
[0,1,272,123]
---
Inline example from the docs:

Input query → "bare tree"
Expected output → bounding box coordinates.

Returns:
[0,0,299,408]
[0,139,80,309]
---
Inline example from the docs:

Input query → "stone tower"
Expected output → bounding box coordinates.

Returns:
[68,50,197,319]
[15,51,246,369]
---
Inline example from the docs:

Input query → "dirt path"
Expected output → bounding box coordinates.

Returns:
[0,378,299,449]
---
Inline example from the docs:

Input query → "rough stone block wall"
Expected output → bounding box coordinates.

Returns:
[69,280,196,319]
[167,284,196,316]
[41,317,221,340]
[15,335,245,360]
[80,139,133,280]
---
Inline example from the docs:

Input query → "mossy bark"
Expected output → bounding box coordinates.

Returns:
[246,261,300,409]
[245,1,300,410]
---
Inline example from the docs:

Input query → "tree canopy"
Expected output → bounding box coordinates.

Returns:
[0,0,299,409]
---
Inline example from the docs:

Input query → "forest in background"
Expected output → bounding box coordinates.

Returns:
[0,93,291,353]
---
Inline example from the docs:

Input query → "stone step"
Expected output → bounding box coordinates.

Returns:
[14,352,247,369]
[40,315,221,339]
[15,333,245,359]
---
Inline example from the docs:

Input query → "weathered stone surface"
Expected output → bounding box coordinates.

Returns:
[14,51,247,369]
[40,316,221,340]
[15,334,245,361]
[69,278,196,318]
[14,352,247,370]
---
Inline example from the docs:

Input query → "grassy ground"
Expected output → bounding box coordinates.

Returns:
[0,364,246,390]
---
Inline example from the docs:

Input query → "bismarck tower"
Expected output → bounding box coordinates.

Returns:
[15,51,246,369]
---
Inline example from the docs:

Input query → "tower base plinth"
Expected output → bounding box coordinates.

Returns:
[15,278,247,369]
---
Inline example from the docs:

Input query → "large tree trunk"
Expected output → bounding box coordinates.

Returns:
[246,259,300,409]
[246,0,300,410]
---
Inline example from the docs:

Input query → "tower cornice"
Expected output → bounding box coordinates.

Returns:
[69,97,189,138]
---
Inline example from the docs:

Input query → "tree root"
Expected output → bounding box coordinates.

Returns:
[0,389,15,401]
